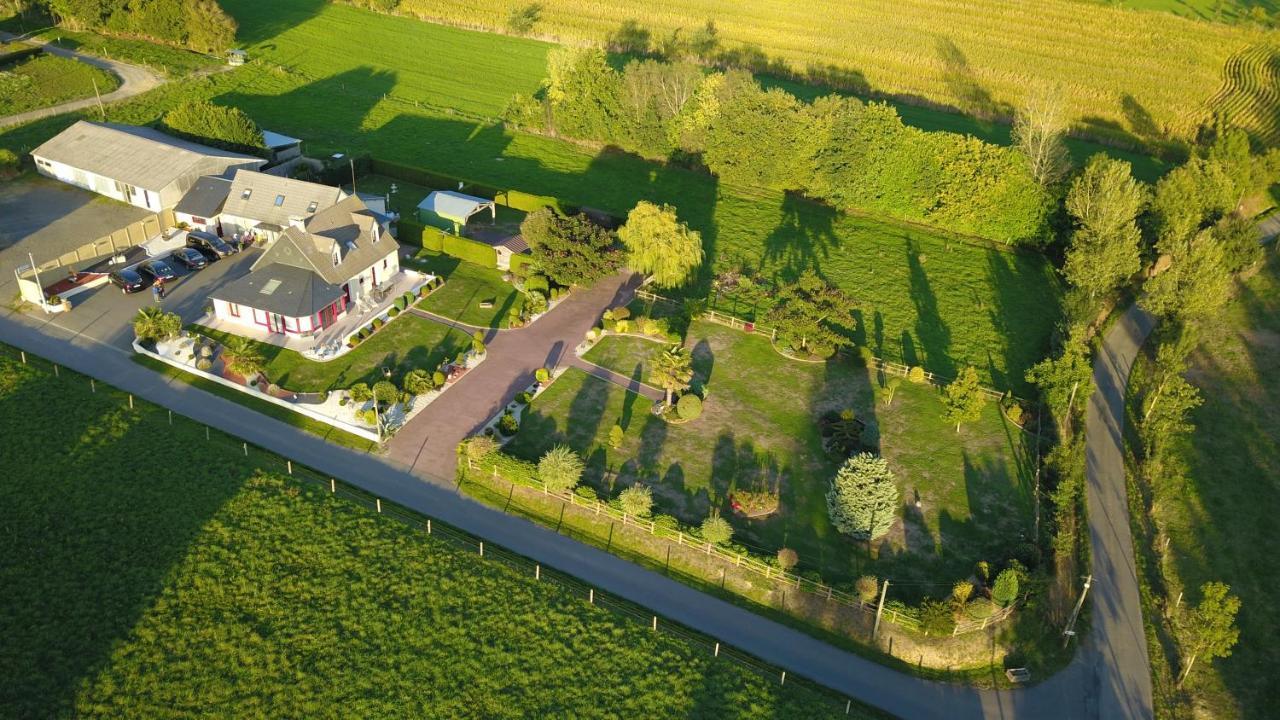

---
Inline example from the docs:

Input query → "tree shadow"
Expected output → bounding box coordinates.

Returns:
[690,338,713,392]
[985,248,1062,394]
[1120,94,1160,144]
[0,367,248,717]
[761,191,839,280]
[220,0,329,46]
[620,362,642,430]
[934,37,1008,120]
[907,240,955,378]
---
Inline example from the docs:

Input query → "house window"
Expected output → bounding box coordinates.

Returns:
[228,303,240,317]
[241,189,252,200]
[307,201,318,213]
[274,195,285,206]
[192,216,207,225]
[383,258,389,269]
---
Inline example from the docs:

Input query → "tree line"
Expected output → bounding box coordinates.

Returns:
[504,48,1054,246]
[7,0,237,54]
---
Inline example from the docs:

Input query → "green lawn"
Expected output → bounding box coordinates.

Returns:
[1136,252,1280,717]
[0,349,879,719]
[512,320,1033,595]
[0,17,221,76]
[411,252,525,328]
[582,334,663,381]
[2,0,1064,390]
[0,53,119,116]
[197,314,469,392]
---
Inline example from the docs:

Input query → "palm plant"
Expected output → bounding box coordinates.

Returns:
[221,335,265,381]
[650,344,693,405]
[132,307,181,343]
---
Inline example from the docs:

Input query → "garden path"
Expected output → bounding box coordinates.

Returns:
[0,31,165,129]
[385,271,644,478]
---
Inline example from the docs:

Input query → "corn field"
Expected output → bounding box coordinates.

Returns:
[395,0,1269,146]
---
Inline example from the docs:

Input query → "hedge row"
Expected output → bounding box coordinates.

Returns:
[507,253,536,277]
[396,219,499,268]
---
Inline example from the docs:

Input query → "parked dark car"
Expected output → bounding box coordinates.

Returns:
[138,259,178,282]
[108,267,149,294]
[187,230,235,260]
[170,247,208,270]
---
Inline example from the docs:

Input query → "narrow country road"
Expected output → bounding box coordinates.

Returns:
[0,31,165,129]
[1081,304,1157,719]
[0,288,1160,719]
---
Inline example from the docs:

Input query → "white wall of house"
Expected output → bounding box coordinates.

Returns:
[33,157,161,211]
[212,298,318,336]
[175,211,222,234]
[344,250,401,303]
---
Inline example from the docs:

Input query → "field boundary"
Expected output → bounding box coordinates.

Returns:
[0,340,884,718]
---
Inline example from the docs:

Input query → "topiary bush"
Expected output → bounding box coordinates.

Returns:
[349,383,372,403]
[498,412,519,436]
[516,391,533,404]
[907,366,926,383]
[388,306,400,317]
[535,367,550,384]
[676,393,703,420]
[372,318,384,330]
[618,485,653,518]
[777,547,799,572]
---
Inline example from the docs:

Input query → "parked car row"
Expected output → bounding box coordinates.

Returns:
[108,230,240,294]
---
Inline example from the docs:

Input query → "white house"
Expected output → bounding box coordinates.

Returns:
[209,195,400,342]
[219,169,349,244]
[172,176,233,235]
[30,121,265,212]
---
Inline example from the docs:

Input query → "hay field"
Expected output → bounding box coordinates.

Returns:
[397,0,1265,146]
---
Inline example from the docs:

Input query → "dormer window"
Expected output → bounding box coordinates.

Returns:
[241,188,252,200]
[274,194,286,206]
[332,247,341,267]
[307,201,318,213]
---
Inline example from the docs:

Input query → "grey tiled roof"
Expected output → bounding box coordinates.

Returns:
[222,169,347,229]
[174,176,232,218]
[251,195,400,286]
[30,121,264,191]
[210,263,343,319]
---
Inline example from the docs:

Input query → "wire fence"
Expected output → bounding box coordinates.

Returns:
[0,342,878,718]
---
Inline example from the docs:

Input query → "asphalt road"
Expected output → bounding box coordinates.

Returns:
[0,31,165,129]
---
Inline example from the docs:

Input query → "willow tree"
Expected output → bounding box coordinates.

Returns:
[618,201,703,288]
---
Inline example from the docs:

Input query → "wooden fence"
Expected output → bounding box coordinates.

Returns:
[469,457,1016,637]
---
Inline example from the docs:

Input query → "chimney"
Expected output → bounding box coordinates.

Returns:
[288,216,306,230]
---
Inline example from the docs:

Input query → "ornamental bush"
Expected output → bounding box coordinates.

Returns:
[349,383,372,403]
[535,367,550,384]
[538,445,585,493]
[699,512,733,545]
[907,366,926,383]
[992,568,1020,607]
[855,575,879,603]
[618,485,653,518]
[826,453,899,540]
[920,599,956,636]
[676,393,703,420]
[777,548,799,572]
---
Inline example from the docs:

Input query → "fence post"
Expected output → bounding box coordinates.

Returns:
[479,541,483,557]
[90,379,95,393]
[780,671,786,685]
[330,478,335,493]
[129,394,134,409]
[714,642,720,657]
[376,498,382,513]
[427,519,432,534]
[846,700,851,715]
[535,564,540,580]
[589,588,594,604]
[652,616,657,631]
[206,426,210,440]
[53,364,58,377]
[19,351,25,364]
[242,442,247,457]
[168,410,172,425]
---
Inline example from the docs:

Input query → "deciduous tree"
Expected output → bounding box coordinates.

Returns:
[1142,229,1233,324]
[1176,582,1240,687]
[618,201,704,288]
[942,366,987,432]
[1012,83,1071,186]
[826,452,898,540]
[163,100,264,155]
[1063,155,1147,299]
[520,208,620,286]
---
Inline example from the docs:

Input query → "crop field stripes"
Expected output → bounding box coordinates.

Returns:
[1206,43,1280,147]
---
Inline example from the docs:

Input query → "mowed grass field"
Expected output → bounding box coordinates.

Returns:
[513,320,1033,592]
[0,350,878,719]
[0,53,119,116]
[1140,253,1280,717]
[392,0,1263,146]
[1,1,1063,388]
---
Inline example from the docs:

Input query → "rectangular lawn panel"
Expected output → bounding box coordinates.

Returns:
[198,314,468,392]
[0,54,120,116]
[581,334,663,381]
[508,320,1033,595]
[413,252,525,328]
[0,350,880,719]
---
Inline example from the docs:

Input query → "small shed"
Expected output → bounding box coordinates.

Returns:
[262,130,303,164]
[227,49,248,66]
[417,190,495,231]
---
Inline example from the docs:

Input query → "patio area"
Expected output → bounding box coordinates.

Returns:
[196,268,434,360]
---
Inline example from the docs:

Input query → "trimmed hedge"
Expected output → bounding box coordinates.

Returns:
[507,252,537,277]
[397,219,448,252]
[442,233,497,268]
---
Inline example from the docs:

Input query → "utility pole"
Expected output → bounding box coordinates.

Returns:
[349,157,357,194]
[91,76,105,120]
[1062,574,1093,648]
[872,579,890,641]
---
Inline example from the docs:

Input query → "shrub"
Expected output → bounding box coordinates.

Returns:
[388,306,400,317]
[827,453,899,540]
[403,291,416,305]
[573,485,599,502]
[1006,403,1024,425]
[162,100,264,154]
[855,575,879,603]
[348,337,361,348]
[516,391,533,405]
[462,435,499,463]
[614,319,630,334]
[0,148,20,179]
[472,330,486,354]
[952,580,975,606]
[349,383,372,403]
[618,485,653,517]
[919,599,956,636]
[676,393,703,420]
[653,514,680,531]
[965,598,996,620]
[992,568,1020,607]
[498,412,520,436]
[195,357,213,371]
[538,445,585,493]
[403,369,433,396]
[777,548,799,572]
[373,381,399,406]
[608,423,624,449]
[610,306,631,321]
[699,511,733,545]
[372,318,384,330]
[525,274,550,295]
[433,370,447,387]
[535,367,550,384]
[357,328,370,340]
[907,366,926,383]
